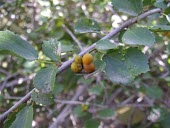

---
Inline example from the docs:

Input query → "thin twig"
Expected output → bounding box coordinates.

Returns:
[49,85,88,128]
[119,95,135,106]
[55,99,86,105]
[0,7,162,123]
[55,99,105,108]
[4,77,31,88]
[0,88,35,122]
[0,73,19,91]
[4,96,22,100]
[106,88,123,105]
[62,24,83,51]
[143,122,153,128]
[0,68,9,76]
[32,1,37,30]
[117,103,152,108]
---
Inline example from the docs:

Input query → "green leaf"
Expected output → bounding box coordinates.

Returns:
[164,76,170,82]
[161,113,170,128]
[4,104,26,128]
[111,0,143,16]
[62,69,80,90]
[33,65,58,93]
[61,44,74,53]
[74,18,101,33]
[149,25,170,32]
[0,94,3,106]
[84,119,100,128]
[116,106,145,125]
[98,108,115,119]
[31,91,54,106]
[122,27,155,47]
[96,39,117,51]
[42,39,61,62]
[152,107,167,122]
[73,106,90,118]
[103,47,149,84]
[16,0,24,7]
[0,30,38,61]
[145,86,163,99]
[52,83,64,95]
[154,1,167,9]
[143,0,156,6]
[88,85,103,96]
[94,59,106,72]
[164,7,170,15]
[52,28,65,40]
[167,43,170,55]
[9,106,33,128]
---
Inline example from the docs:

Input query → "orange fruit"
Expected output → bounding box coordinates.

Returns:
[82,53,93,65]
[83,63,95,73]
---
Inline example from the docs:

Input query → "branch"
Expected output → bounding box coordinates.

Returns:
[119,95,135,106]
[0,8,161,122]
[49,85,88,128]
[0,89,35,122]
[117,103,152,108]
[54,99,105,108]
[0,73,19,91]
[62,24,83,51]
[106,88,122,105]
[55,99,86,105]
[3,77,31,88]
[0,68,9,75]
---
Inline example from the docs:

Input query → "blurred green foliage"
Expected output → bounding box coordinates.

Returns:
[0,0,170,128]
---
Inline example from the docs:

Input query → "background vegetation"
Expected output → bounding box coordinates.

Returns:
[0,0,170,128]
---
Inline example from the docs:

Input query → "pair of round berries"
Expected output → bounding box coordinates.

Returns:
[71,53,95,73]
